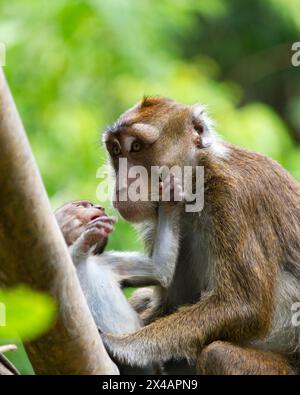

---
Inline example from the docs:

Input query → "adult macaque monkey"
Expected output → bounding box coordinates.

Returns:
[101,96,300,374]
[56,96,300,375]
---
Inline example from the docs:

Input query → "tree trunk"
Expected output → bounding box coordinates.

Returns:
[0,68,118,375]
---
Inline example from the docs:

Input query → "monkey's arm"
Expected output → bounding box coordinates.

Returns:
[101,235,275,367]
[91,206,181,288]
[93,251,159,287]
[76,255,142,334]
[72,233,157,374]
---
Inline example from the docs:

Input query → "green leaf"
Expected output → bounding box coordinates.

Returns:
[0,286,56,341]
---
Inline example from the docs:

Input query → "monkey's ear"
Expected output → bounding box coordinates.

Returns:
[191,104,205,148]
[192,114,204,135]
[191,104,214,148]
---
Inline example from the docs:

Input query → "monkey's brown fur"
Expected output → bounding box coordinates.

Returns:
[198,341,295,375]
[101,97,300,374]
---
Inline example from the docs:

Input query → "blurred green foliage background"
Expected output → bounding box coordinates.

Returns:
[0,0,300,374]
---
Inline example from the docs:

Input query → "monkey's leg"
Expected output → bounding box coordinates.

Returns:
[197,341,295,375]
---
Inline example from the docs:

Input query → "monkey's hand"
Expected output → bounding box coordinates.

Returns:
[55,200,116,254]
[70,215,117,265]
[55,200,109,246]
[159,173,185,213]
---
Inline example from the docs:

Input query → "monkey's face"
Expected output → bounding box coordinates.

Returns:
[103,97,210,222]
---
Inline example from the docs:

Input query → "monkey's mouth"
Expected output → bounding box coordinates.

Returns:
[90,210,106,221]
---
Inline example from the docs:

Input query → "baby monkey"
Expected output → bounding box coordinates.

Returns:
[55,174,182,374]
[55,200,150,374]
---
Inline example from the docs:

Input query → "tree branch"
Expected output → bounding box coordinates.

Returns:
[0,68,118,374]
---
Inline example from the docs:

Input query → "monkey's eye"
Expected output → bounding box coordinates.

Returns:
[112,144,121,156]
[131,140,143,152]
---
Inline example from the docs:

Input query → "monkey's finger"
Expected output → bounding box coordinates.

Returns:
[85,227,108,243]
[172,182,184,202]
[84,227,108,238]
[92,215,117,224]
[101,216,118,224]
[161,174,176,192]
[86,219,114,233]
[171,178,183,198]
[72,227,108,256]
[164,175,182,192]
[160,175,183,203]
[87,215,116,226]
[86,223,113,234]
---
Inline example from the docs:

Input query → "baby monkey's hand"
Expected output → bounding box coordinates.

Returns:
[55,200,116,255]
